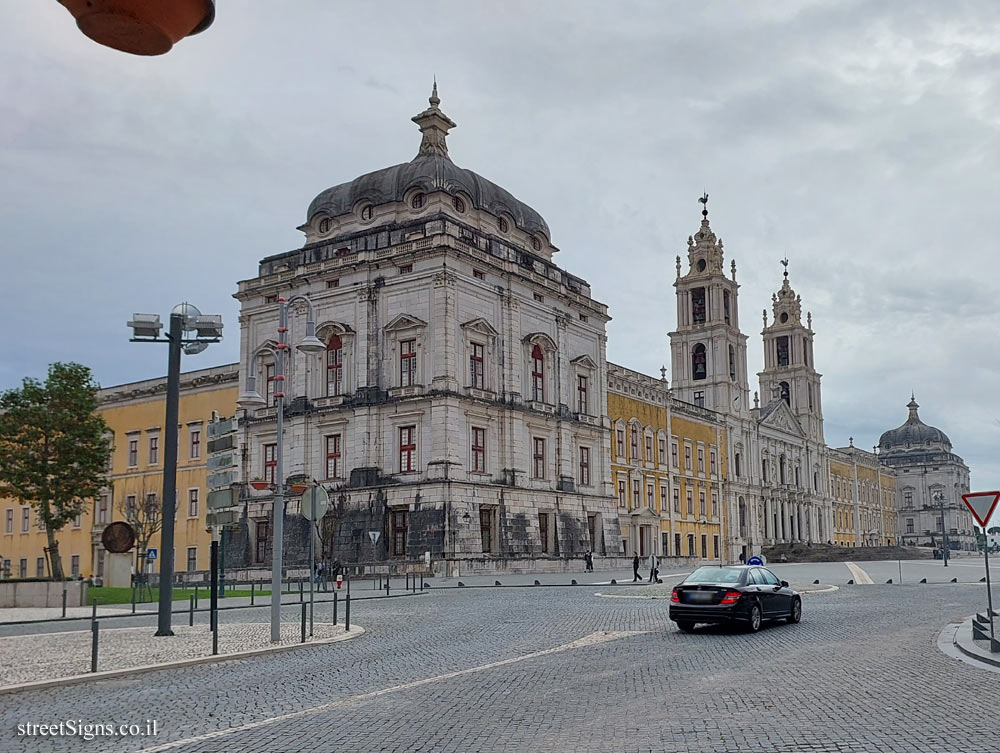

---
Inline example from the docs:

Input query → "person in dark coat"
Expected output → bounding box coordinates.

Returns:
[584,551,594,572]
[632,554,641,582]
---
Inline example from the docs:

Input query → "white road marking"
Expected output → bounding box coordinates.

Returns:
[845,562,874,585]
[131,630,645,753]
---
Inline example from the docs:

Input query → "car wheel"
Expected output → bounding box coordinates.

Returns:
[676,621,696,633]
[746,603,762,633]
[788,597,802,624]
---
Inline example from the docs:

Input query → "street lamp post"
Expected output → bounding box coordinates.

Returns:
[934,492,950,567]
[128,304,223,636]
[238,295,324,642]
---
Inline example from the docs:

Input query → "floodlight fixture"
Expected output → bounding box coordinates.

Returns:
[193,314,224,340]
[127,313,163,339]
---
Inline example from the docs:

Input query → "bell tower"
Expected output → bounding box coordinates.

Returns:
[668,195,750,417]
[758,260,824,442]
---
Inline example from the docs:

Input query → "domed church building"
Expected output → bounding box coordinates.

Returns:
[878,397,975,551]
[232,87,622,573]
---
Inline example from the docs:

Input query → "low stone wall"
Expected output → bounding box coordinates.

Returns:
[438,556,697,576]
[0,580,88,608]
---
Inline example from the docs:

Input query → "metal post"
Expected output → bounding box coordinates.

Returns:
[155,311,183,636]
[984,539,996,646]
[270,303,287,644]
[61,586,67,619]
[299,579,303,602]
[250,581,255,606]
[333,591,338,625]
[91,596,97,628]
[309,522,315,637]
[194,584,199,609]
[212,616,218,656]
[219,527,226,598]
[300,601,306,643]
[189,595,194,627]
[345,592,350,632]
[386,576,390,596]
[91,620,99,673]
[898,558,902,585]
[131,584,136,614]
[209,535,219,632]
[937,493,950,567]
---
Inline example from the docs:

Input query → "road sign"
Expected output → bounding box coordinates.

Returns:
[206,510,238,527]
[206,453,236,472]
[962,491,1000,528]
[207,487,237,510]
[207,417,236,438]
[207,433,236,454]
[301,486,330,521]
[746,556,764,566]
[369,530,381,545]
[146,548,158,561]
[207,470,235,490]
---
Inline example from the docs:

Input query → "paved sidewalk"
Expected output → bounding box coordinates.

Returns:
[0,605,136,623]
[948,613,1000,671]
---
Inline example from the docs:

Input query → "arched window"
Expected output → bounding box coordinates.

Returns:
[692,344,707,380]
[531,344,544,402]
[779,455,786,485]
[729,344,736,380]
[735,452,742,478]
[326,335,343,396]
[779,381,790,405]
[738,497,747,538]
[723,290,731,324]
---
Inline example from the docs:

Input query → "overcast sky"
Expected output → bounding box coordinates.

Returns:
[2,2,999,491]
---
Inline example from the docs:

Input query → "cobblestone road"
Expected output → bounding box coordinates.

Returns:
[1,579,998,753]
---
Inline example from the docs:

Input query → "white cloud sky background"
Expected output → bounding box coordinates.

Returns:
[1,1,999,490]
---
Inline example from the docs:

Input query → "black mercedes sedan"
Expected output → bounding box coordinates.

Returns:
[669,565,801,633]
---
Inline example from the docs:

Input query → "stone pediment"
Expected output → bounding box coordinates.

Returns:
[460,317,499,338]
[629,507,661,522]
[383,313,428,332]
[570,354,599,370]
[758,399,805,438]
[522,332,557,351]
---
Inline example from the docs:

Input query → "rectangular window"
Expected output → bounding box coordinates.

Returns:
[906,518,914,534]
[327,278,340,288]
[532,347,545,402]
[532,437,546,479]
[392,510,408,556]
[673,488,680,513]
[646,483,654,509]
[4,509,12,533]
[186,547,197,572]
[903,490,913,507]
[539,512,550,553]
[148,435,159,465]
[616,429,625,459]
[684,445,692,472]
[188,489,199,518]
[71,555,80,577]
[470,343,485,389]
[19,558,27,578]
[579,446,590,486]
[659,485,667,513]
[397,264,412,274]
[264,444,277,484]
[577,375,588,414]
[698,448,705,473]
[710,450,717,475]
[658,439,666,465]
[675,533,682,557]
[777,335,790,367]
[190,428,201,459]
[691,287,706,324]
[327,337,344,396]
[36,557,45,578]
[632,480,641,508]
[713,535,720,560]
[762,458,769,484]
[399,426,417,472]
[473,269,485,280]
[21,506,30,533]
[711,492,718,519]
[699,490,706,517]
[72,513,82,529]
[533,293,544,303]
[128,438,138,467]
[400,340,417,387]
[701,534,708,560]
[265,294,278,304]
[693,390,704,407]
[472,427,486,473]
[326,434,342,479]
[265,362,276,407]
[671,443,679,468]
[480,507,494,553]
[618,479,626,508]
[645,435,653,463]
[687,534,695,557]
[125,495,137,520]
[630,427,639,461]
[686,489,693,515]
[255,521,269,563]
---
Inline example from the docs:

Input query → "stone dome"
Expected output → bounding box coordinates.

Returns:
[305,85,551,239]
[878,397,951,451]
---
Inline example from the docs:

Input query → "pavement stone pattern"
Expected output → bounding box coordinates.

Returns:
[0,561,998,753]
[0,606,136,624]
[0,618,361,688]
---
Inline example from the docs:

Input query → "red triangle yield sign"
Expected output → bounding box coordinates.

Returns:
[962,491,1000,529]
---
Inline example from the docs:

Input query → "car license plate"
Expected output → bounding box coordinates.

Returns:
[685,591,714,603]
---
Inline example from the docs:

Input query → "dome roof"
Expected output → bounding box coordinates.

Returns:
[878,397,951,451]
[306,85,550,238]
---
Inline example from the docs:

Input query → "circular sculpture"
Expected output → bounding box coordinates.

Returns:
[101,521,136,554]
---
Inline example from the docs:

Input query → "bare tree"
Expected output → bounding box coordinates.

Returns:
[118,481,162,577]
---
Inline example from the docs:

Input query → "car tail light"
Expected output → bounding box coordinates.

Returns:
[670,588,680,603]
[720,590,742,605]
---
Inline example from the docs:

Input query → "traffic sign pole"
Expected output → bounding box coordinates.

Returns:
[962,491,1000,651]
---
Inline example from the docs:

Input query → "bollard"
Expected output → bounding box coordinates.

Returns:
[333,591,338,625]
[386,577,390,596]
[345,592,351,632]
[189,595,195,627]
[299,580,304,602]
[212,617,218,656]
[194,585,199,609]
[301,602,307,643]
[251,581,255,606]
[131,586,136,614]
[91,597,97,628]
[421,573,424,591]
[91,621,99,673]
[62,587,67,619]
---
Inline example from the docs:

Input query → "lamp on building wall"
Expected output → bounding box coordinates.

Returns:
[237,294,323,643]
[127,303,222,636]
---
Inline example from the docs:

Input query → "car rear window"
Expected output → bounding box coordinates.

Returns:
[685,566,744,584]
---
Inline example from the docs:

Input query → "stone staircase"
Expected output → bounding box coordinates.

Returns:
[761,542,932,563]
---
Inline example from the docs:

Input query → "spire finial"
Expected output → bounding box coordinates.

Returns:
[781,257,789,279]
[430,76,439,106]
[660,365,667,381]
[699,192,709,220]
[731,259,737,281]
[412,82,456,159]
[675,255,681,278]
[849,436,854,447]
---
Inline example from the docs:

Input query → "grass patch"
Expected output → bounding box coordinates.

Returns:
[86,586,277,605]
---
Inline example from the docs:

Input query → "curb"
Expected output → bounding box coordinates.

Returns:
[0,624,365,695]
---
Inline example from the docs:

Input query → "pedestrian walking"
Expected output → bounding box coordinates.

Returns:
[648,553,659,582]
[632,554,641,582]
[584,551,594,572]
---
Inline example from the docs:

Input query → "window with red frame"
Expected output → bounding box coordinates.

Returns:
[618,479,626,507]
[577,374,588,414]
[660,486,667,512]
[471,427,486,473]
[531,345,544,402]
[263,444,277,484]
[399,426,416,472]
[470,343,484,389]
[188,488,199,518]
[148,435,158,465]
[127,438,138,467]
[327,335,343,396]
[190,428,201,459]
[326,434,342,479]
[632,480,640,508]
[630,426,639,460]
[391,510,408,555]
[265,363,276,407]
[658,438,666,465]
[400,340,416,387]
[645,435,653,463]
[579,446,590,486]
[647,483,654,508]
[532,437,545,479]
[616,429,625,459]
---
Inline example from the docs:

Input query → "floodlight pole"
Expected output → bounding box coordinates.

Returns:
[270,299,288,643]
[936,492,950,567]
[156,312,183,636]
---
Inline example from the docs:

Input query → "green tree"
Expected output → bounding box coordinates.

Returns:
[0,363,109,580]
